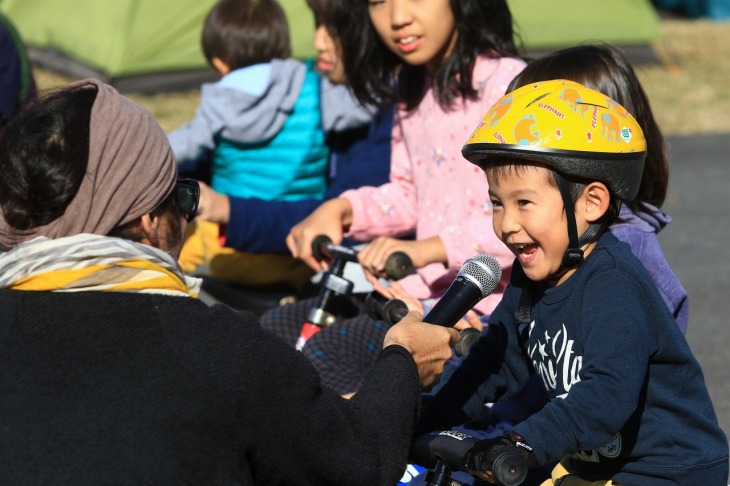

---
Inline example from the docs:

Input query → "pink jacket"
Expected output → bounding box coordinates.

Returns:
[342,56,525,314]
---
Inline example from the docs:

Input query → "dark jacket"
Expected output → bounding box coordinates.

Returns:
[0,290,419,485]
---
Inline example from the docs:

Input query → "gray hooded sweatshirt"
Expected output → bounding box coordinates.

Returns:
[168,58,373,166]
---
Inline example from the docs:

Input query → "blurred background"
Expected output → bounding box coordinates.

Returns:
[1,0,727,135]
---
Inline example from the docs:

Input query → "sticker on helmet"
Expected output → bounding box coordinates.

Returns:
[621,127,633,143]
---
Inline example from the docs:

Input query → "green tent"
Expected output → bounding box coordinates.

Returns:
[0,0,316,93]
[509,0,661,50]
[0,0,660,93]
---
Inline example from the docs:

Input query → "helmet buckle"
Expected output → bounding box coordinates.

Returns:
[562,248,584,268]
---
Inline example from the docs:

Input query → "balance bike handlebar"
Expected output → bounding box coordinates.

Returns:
[411,431,528,486]
[311,234,414,280]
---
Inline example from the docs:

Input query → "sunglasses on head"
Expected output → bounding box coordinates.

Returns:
[173,178,200,223]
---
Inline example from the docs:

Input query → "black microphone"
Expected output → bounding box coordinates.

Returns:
[424,253,502,328]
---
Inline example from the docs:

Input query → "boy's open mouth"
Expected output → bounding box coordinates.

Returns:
[514,243,538,258]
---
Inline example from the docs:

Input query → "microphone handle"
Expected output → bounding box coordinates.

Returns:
[423,276,484,328]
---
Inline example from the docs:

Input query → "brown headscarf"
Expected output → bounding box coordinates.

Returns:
[0,78,177,249]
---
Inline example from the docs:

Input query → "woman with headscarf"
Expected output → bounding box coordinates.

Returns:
[0,79,458,485]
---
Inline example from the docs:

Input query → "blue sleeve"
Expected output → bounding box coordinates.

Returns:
[225,197,321,254]
[0,21,22,116]
[325,106,393,198]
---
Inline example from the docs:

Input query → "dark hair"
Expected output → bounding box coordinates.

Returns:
[508,43,669,212]
[305,0,334,27]
[305,0,345,51]
[0,85,95,230]
[340,0,520,110]
[202,0,291,70]
[0,85,183,245]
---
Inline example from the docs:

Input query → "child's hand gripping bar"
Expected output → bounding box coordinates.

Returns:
[411,431,528,486]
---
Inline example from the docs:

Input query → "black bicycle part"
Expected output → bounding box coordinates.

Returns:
[491,450,529,486]
[423,460,461,486]
[412,431,527,486]
[453,328,481,357]
[364,290,409,326]
[306,236,357,327]
[365,290,480,357]
[384,250,414,279]
[311,235,414,280]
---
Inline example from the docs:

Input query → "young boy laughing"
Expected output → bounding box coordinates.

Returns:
[416,80,728,485]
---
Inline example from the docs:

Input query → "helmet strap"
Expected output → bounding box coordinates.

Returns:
[554,172,585,269]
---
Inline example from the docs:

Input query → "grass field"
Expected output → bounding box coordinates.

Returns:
[33,17,730,136]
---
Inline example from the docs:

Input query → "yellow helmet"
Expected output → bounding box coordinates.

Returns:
[462,79,647,201]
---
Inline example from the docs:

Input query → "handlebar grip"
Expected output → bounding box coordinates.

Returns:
[411,431,528,486]
[454,328,481,357]
[492,450,529,486]
[311,234,333,261]
[364,291,408,326]
[411,431,479,470]
[384,251,414,280]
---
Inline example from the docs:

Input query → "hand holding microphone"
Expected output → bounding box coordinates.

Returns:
[370,253,502,356]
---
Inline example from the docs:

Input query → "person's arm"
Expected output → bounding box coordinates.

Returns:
[319,78,377,132]
[417,297,533,436]
[196,181,322,254]
[226,196,321,254]
[168,71,277,166]
[161,300,457,485]
[339,116,419,243]
[167,92,220,166]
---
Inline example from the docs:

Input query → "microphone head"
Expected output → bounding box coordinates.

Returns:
[458,253,502,297]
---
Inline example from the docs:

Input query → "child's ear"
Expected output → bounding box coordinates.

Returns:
[578,182,611,223]
[211,57,231,76]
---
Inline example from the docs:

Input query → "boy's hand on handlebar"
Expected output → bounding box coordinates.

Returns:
[286,198,353,272]
[384,311,459,388]
[464,432,538,483]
